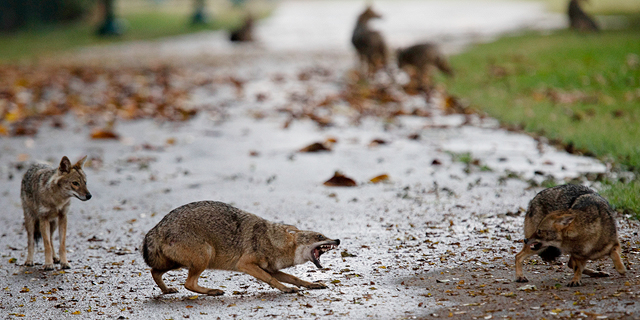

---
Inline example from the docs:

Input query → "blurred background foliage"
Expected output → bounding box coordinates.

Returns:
[0,0,272,62]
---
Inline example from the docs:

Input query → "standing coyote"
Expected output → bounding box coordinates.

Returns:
[229,15,254,42]
[515,184,625,286]
[142,201,340,295]
[568,0,599,32]
[351,6,388,76]
[21,156,92,270]
[396,43,453,90]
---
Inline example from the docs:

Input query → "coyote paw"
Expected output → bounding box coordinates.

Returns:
[60,262,71,269]
[567,280,582,287]
[206,289,224,296]
[281,286,300,294]
[515,276,529,283]
[162,287,179,294]
[43,264,55,271]
[24,261,34,267]
[306,282,327,289]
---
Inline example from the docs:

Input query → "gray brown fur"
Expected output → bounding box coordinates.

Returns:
[397,43,453,89]
[229,15,254,42]
[515,184,625,286]
[21,156,91,270]
[351,6,388,76]
[142,201,340,295]
[568,0,599,32]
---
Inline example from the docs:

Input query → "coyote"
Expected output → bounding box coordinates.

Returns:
[351,6,388,76]
[396,43,453,90]
[515,184,625,286]
[142,201,340,295]
[568,0,599,32]
[230,15,254,42]
[21,156,92,270]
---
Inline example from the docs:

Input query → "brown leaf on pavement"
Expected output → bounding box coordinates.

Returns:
[323,171,357,187]
[299,142,331,153]
[369,174,389,184]
[90,128,119,140]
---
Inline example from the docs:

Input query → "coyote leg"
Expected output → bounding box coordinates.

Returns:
[515,244,535,282]
[610,244,627,275]
[568,256,585,287]
[237,259,297,293]
[271,271,326,289]
[151,269,179,294]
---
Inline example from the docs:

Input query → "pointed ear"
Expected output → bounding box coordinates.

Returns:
[553,214,575,231]
[74,155,88,169]
[59,156,71,174]
[285,225,299,234]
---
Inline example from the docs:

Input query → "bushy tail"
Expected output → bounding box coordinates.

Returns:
[539,246,562,262]
[141,234,155,268]
[34,220,41,243]
[142,231,177,271]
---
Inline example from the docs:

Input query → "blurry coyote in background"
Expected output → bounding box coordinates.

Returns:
[21,156,92,270]
[396,43,453,90]
[351,6,388,77]
[142,201,340,295]
[568,0,599,32]
[515,184,625,286]
[230,15,255,42]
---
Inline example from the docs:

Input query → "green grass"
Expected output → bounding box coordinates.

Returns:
[601,180,640,215]
[0,10,260,62]
[445,17,640,216]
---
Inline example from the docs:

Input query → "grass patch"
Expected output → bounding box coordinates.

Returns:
[445,16,640,216]
[601,180,640,215]
[0,7,268,63]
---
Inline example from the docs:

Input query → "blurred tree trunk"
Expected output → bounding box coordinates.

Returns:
[96,0,122,36]
[191,0,209,25]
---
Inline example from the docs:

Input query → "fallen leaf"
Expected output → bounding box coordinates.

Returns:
[368,139,387,147]
[341,250,357,258]
[299,142,331,153]
[369,174,389,184]
[324,172,357,187]
[90,129,119,140]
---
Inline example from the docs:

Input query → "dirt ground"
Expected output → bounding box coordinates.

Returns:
[1,1,639,319]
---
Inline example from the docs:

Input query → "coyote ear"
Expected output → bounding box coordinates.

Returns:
[554,214,575,230]
[74,155,88,169]
[285,225,299,234]
[59,156,72,174]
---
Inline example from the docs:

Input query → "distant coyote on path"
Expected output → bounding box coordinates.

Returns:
[351,6,388,77]
[396,43,453,90]
[568,0,599,32]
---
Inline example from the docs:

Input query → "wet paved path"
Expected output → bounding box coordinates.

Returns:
[2,1,639,319]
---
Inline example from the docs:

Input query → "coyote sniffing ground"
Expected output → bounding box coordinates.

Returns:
[396,43,453,91]
[515,184,625,286]
[21,156,91,270]
[143,201,340,295]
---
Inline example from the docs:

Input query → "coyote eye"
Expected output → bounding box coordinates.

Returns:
[316,235,325,241]
[72,182,80,187]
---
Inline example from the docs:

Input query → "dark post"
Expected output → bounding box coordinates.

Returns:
[191,0,209,25]
[96,0,122,36]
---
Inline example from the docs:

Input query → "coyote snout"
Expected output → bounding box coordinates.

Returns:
[143,201,340,295]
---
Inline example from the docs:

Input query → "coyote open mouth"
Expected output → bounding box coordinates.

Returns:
[311,240,340,269]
